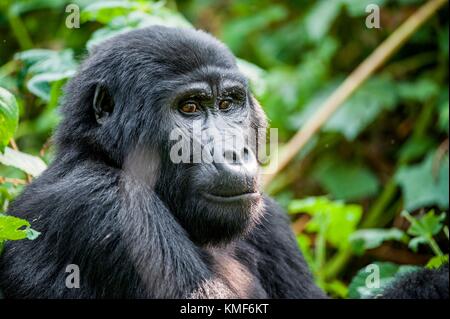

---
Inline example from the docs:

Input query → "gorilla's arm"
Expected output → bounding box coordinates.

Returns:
[241,197,448,299]
[0,160,234,298]
[237,197,327,299]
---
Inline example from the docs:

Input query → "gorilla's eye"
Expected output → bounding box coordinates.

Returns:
[180,102,199,114]
[219,100,232,111]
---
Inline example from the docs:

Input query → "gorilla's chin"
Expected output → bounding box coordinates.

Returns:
[179,193,264,246]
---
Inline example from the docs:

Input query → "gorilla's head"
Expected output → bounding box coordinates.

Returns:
[57,26,268,245]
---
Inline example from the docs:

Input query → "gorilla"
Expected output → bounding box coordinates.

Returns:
[0,26,447,299]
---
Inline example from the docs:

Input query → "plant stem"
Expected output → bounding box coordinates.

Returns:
[8,11,33,50]
[428,236,444,257]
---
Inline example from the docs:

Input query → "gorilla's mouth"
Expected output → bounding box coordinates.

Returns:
[201,191,260,203]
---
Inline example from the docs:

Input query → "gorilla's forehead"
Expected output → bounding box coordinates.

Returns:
[89,26,239,78]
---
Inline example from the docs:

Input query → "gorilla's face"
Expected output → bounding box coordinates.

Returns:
[156,69,266,246]
[61,26,267,246]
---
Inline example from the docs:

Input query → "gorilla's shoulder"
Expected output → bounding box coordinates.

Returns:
[246,195,294,241]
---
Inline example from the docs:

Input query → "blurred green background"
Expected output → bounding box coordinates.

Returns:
[0,0,448,298]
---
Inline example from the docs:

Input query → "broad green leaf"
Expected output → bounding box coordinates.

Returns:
[398,136,435,163]
[222,6,287,53]
[289,197,362,249]
[0,215,29,241]
[27,70,76,101]
[397,78,440,103]
[81,0,155,24]
[15,49,56,66]
[0,87,19,152]
[402,210,446,237]
[401,210,446,252]
[438,24,449,56]
[348,262,420,299]
[15,49,78,101]
[0,215,40,242]
[395,153,449,210]
[408,236,428,252]
[350,228,407,255]
[304,0,342,41]
[86,10,192,51]
[342,0,387,17]
[325,77,397,140]
[312,157,379,200]
[294,77,398,141]
[8,0,66,16]
[0,147,47,177]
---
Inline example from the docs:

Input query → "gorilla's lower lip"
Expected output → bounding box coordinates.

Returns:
[201,192,260,203]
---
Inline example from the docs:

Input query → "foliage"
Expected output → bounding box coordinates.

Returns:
[348,262,420,299]
[0,87,18,152]
[0,0,448,298]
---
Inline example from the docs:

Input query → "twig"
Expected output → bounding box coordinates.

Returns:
[262,0,449,187]
[8,139,33,183]
[0,176,28,186]
[8,138,18,151]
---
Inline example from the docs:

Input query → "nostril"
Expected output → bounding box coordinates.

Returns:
[242,147,249,161]
[223,150,238,164]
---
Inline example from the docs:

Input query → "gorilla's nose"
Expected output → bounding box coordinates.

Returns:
[212,146,258,196]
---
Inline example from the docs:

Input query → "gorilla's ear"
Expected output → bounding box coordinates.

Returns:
[93,83,114,124]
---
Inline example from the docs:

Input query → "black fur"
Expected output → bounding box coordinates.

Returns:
[381,263,449,299]
[0,26,447,299]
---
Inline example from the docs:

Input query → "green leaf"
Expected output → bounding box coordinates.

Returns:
[350,228,407,254]
[0,214,40,242]
[395,153,449,210]
[8,0,66,16]
[397,78,440,103]
[26,228,41,240]
[15,49,78,101]
[438,99,449,134]
[426,255,449,269]
[304,0,342,41]
[312,157,379,200]
[402,210,446,237]
[398,136,435,163]
[324,280,348,298]
[295,77,398,141]
[0,147,47,177]
[86,10,192,51]
[289,197,362,249]
[342,0,387,17]
[408,236,428,252]
[222,6,288,53]
[348,262,420,299]
[81,0,155,24]
[0,215,29,241]
[326,77,397,140]
[0,87,19,152]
